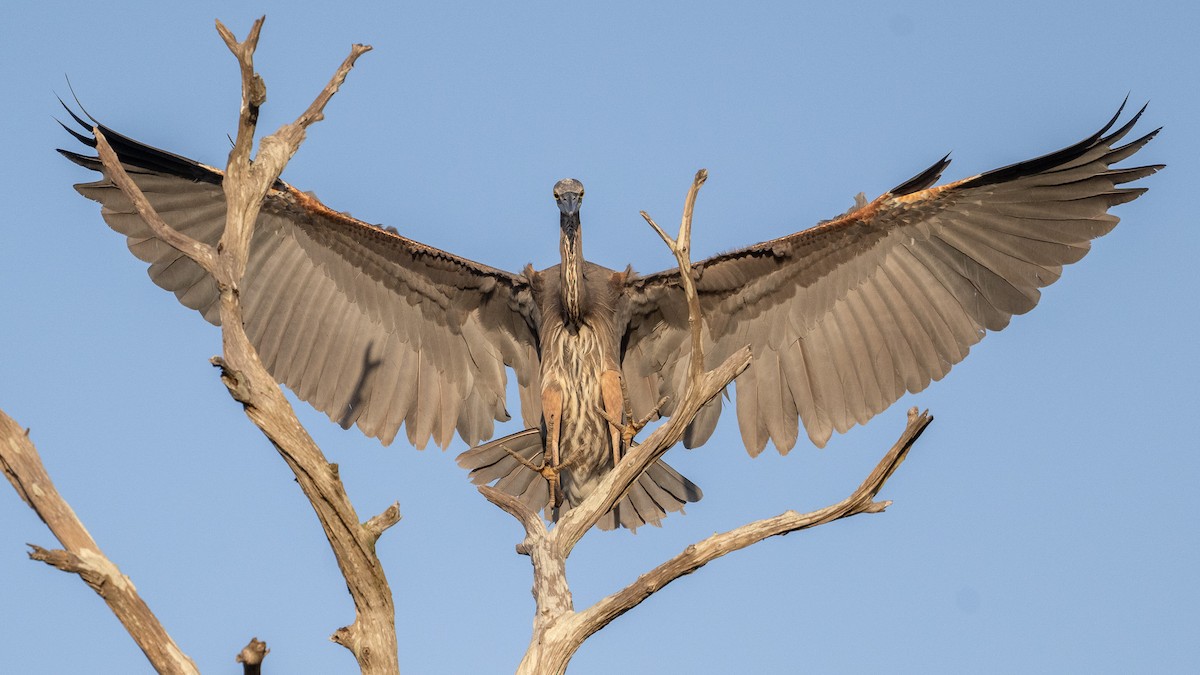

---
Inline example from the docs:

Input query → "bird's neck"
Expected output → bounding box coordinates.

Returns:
[559,212,585,326]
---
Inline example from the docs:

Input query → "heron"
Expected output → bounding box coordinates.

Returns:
[60,103,1159,531]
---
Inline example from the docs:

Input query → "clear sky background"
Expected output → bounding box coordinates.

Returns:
[2,2,1197,673]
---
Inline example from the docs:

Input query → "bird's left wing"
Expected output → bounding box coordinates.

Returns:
[61,111,542,449]
[622,104,1160,455]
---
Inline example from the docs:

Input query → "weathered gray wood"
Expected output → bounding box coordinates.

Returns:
[97,18,399,674]
[0,410,200,675]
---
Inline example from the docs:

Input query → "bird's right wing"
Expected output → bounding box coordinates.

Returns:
[623,104,1160,455]
[61,110,542,449]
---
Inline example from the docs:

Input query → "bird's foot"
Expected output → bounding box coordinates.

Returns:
[597,395,670,447]
[540,454,578,509]
[498,443,574,510]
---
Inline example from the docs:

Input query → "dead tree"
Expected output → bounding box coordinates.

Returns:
[0,18,929,674]
[5,17,395,674]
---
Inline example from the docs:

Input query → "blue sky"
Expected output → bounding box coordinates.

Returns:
[2,2,1197,673]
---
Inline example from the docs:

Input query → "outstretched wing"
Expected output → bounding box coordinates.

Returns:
[623,104,1160,455]
[61,110,542,449]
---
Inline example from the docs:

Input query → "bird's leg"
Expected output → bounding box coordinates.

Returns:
[496,444,574,513]
[541,384,565,509]
[493,443,569,520]
[600,370,625,468]
[543,452,581,520]
[596,394,670,449]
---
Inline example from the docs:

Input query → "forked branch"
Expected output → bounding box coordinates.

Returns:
[494,172,932,675]
[574,407,932,640]
[0,410,199,675]
[94,18,397,674]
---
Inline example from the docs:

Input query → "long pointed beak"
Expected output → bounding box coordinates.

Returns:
[556,192,582,217]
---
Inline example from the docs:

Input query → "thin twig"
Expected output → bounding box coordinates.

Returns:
[641,168,708,385]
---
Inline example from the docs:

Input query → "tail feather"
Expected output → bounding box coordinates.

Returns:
[457,428,548,512]
[610,462,702,530]
[457,428,703,531]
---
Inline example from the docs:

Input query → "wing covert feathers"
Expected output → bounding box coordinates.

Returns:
[62,109,541,450]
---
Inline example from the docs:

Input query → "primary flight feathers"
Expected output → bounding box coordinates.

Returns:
[62,102,1158,528]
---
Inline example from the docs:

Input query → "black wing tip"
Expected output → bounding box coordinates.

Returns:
[56,97,297,192]
[57,92,97,130]
[57,147,98,168]
[963,100,1156,189]
[1122,125,1163,151]
[56,96,228,187]
[889,152,952,196]
[55,117,96,149]
[1100,100,1149,146]
[1096,96,1129,138]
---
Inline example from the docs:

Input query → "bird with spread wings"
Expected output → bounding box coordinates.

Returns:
[61,102,1159,531]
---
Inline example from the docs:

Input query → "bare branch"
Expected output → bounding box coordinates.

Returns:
[0,409,199,675]
[236,637,269,675]
[93,128,218,274]
[479,486,546,549]
[214,17,371,285]
[668,168,708,385]
[640,168,708,384]
[363,502,403,545]
[215,17,266,166]
[264,42,374,165]
[640,210,673,248]
[574,408,933,639]
[516,409,929,675]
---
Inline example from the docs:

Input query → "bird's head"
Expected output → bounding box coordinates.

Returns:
[553,179,584,236]
[553,178,584,216]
